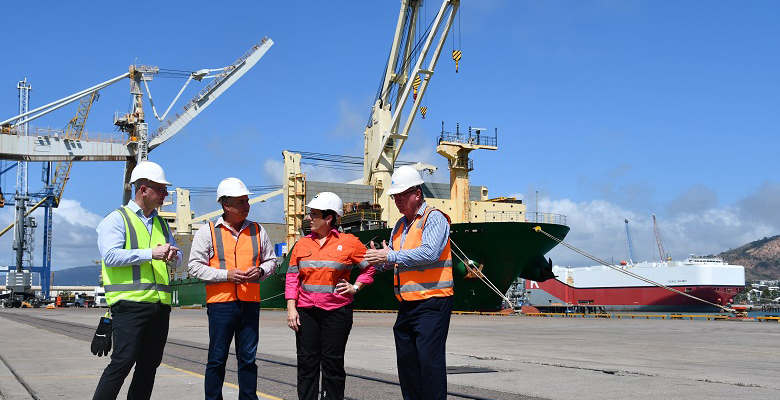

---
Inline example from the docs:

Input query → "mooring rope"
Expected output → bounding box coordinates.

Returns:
[532,226,737,314]
[449,238,516,309]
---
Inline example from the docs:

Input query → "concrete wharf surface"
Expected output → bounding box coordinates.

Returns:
[0,308,778,400]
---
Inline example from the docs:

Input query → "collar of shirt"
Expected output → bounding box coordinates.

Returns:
[125,201,157,219]
[214,216,254,237]
[306,228,340,240]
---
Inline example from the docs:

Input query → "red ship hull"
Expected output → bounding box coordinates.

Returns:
[526,279,744,312]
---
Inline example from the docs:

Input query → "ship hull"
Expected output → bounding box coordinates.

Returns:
[525,262,745,312]
[172,221,570,312]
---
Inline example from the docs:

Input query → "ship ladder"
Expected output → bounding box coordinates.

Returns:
[532,226,740,315]
[448,238,516,309]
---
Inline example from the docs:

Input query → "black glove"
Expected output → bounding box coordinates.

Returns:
[91,316,112,357]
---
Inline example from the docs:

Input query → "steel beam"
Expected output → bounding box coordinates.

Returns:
[0,134,133,161]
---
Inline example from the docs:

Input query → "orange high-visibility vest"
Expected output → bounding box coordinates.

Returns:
[206,221,263,303]
[288,233,370,296]
[391,207,454,301]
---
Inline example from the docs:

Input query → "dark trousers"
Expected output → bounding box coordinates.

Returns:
[92,300,170,400]
[295,305,353,400]
[206,300,260,400]
[393,296,453,400]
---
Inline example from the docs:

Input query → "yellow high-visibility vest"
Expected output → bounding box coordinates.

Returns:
[101,206,171,305]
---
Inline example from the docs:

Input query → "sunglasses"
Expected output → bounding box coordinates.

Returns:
[390,187,419,200]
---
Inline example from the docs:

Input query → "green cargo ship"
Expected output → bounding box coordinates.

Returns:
[172,219,569,312]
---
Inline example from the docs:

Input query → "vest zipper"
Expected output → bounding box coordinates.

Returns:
[234,227,241,301]
[149,217,162,304]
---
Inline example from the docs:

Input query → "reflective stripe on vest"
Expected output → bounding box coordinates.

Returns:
[298,259,352,294]
[392,206,454,301]
[292,234,364,295]
[205,221,262,303]
[102,206,172,306]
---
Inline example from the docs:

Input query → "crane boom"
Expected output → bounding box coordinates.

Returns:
[624,219,636,264]
[652,213,671,262]
[147,37,273,150]
[51,92,99,206]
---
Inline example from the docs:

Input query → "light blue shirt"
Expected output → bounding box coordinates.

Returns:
[384,202,450,269]
[97,201,182,269]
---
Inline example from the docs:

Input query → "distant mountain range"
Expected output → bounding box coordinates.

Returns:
[51,265,101,286]
[1,265,101,287]
[719,234,780,282]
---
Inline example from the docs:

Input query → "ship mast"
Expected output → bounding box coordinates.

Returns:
[436,124,497,223]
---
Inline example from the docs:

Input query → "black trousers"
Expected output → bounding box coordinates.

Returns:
[295,305,353,400]
[393,296,453,400]
[92,300,171,400]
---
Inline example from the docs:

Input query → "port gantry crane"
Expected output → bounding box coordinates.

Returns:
[0,37,273,303]
[0,91,100,302]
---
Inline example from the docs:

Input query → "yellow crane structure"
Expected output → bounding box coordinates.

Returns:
[0,92,98,238]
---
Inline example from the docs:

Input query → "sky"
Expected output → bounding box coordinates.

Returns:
[0,0,778,271]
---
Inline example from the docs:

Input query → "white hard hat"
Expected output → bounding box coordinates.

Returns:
[387,165,424,195]
[216,177,253,202]
[306,192,343,216]
[130,161,171,185]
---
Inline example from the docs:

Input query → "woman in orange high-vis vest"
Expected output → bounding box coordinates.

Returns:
[188,178,277,400]
[285,192,376,400]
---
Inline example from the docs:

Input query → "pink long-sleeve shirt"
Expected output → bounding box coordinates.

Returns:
[285,230,376,310]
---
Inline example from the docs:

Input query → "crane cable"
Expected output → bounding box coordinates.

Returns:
[532,226,739,315]
[448,237,515,309]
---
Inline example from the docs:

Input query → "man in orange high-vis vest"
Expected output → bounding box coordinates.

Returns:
[365,166,454,400]
[188,178,276,400]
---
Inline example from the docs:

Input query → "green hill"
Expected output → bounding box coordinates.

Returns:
[51,265,101,286]
[719,235,780,282]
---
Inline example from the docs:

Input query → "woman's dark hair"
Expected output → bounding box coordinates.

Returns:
[323,209,340,229]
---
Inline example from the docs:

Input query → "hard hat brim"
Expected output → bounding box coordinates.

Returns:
[387,180,424,195]
[148,178,172,186]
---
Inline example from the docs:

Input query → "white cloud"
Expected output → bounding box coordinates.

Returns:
[263,158,284,185]
[542,185,780,268]
[0,198,102,270]
[328,98,366,138]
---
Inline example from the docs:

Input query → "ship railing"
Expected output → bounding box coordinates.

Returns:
[484,211,524,222]
[437,131,497,147]
[525,212,568,226]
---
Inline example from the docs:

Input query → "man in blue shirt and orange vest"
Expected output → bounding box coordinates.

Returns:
[188,177,276,400]
[365,165,454,400]
[92,161,182,400]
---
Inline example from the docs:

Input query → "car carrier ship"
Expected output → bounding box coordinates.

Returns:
[524,255,746,312]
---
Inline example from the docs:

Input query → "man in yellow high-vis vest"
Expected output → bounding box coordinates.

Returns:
[92,161,182,400]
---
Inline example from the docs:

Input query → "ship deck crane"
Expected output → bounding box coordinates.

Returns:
[281,1,460,244]
[363,0,460,221]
